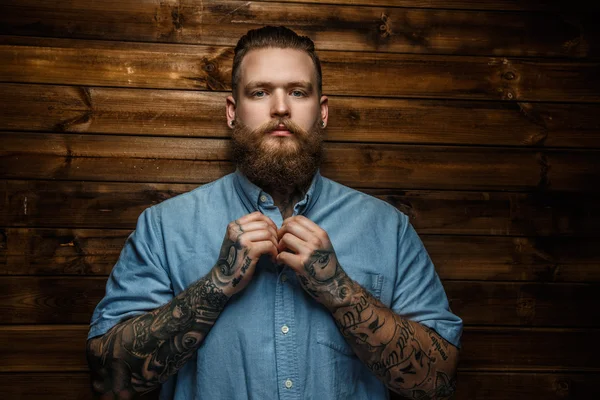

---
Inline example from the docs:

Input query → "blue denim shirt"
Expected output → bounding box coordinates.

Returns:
[89,170,462,399]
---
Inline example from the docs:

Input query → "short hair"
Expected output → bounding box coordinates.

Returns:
[231,26,323,99]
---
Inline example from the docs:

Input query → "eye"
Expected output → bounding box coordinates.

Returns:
[252,90,266,98]
[291,90,305,97]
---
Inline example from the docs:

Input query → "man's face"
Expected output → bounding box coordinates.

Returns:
[226,47,329,189]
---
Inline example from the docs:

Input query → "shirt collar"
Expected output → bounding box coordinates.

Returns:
[233,168,323,216]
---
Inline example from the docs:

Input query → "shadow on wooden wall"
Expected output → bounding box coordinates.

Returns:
[1,0,599,398]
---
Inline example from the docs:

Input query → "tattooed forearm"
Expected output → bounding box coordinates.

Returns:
[87,212,276,398]
[330,281,459,399]
[87,237,249,397]
[87,275,228,397]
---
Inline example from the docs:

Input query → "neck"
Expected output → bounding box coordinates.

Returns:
[264,184,306,220]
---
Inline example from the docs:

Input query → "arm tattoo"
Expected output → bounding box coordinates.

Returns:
[330,282,459,399]
[87,225,257,396]
[87,273,228,396]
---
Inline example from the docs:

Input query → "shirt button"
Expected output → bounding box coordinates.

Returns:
[281,325,289,334]
[259,195,267,203]
[281,275,288,283]
[284,379,293,389]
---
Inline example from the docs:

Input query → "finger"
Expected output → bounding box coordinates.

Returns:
[233,214,277,238]
[278,220,314,243]
[239,230,278,249]
[278,232,309,254]
[283,215,321,232]
[250,240,279,261]
[276,251,303,272]
[239,221,276,236]
[236,211,263,224]
[245,212,278,232]
[236,212,273,226]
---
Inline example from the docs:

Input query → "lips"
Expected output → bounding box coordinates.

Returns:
[269,125,293,137]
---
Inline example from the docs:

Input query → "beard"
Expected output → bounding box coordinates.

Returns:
[230,117,324,189]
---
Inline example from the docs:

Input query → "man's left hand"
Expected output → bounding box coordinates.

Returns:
[276,216,353,310]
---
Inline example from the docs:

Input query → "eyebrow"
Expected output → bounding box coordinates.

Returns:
[244,80,314,92]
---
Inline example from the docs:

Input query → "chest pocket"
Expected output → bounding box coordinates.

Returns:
[316,270,384,356]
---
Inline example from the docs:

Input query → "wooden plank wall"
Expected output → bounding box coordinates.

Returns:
[1,0,599,398]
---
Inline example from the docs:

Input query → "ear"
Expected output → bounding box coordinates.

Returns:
[226,95,236,129]
[320,95,329,127]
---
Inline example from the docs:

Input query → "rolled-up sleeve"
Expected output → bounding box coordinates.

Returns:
[391,213,463,348]
[88,206,173,339]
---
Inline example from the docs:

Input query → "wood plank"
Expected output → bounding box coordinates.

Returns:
[3,83,600,148]
[3,133,600,191]
[0,372,159,400]
[0,277,597,326]
[257,0,600,12]
[1,325,597,372]
[2,36,600,102]
[0,277,107,324]
[423,235,600,283]
[3,180,599,236]
[0,1,597,57]
[2,228,600,283]
[0,325,89,372]
[0,228,129,276]
[1,371,598,400]
[460,327,598,371]
[446,281,600,327]
[2,180,196,229]
[453,371,600,400]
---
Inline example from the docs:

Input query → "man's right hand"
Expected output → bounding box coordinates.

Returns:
[211,211,279,297]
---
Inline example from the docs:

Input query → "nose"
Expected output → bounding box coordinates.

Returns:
[271,90,290,119]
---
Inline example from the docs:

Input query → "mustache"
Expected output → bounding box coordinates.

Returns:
[252,118,309,137]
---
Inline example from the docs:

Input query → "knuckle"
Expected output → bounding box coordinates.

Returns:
[238,235,250,247]
[299,255,310,267]
[310,236,322,247]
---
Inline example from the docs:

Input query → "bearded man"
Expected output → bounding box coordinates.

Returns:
[87,26,462,400]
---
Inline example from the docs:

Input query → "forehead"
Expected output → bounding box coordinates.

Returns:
[239,47,317,86]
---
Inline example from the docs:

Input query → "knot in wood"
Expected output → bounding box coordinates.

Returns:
[204,62,216,73]
[503,71,516,80]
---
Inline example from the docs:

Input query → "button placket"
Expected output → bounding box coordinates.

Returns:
[274,268,300,398]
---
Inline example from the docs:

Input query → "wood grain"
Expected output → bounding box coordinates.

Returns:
[3,180,599,236]
[0,277,597,326]
[1,325,597,372]
[0,228,129,276]
[1,371,598,400]
[423,235,600,283]
[2,36,600,102]
[3,83,600,148]
[1,1,597,57]
[0,372,159,400]
[256,0,600,12]
[453,371,600,400]
[3,133,600,191]
[2,228,600,283]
